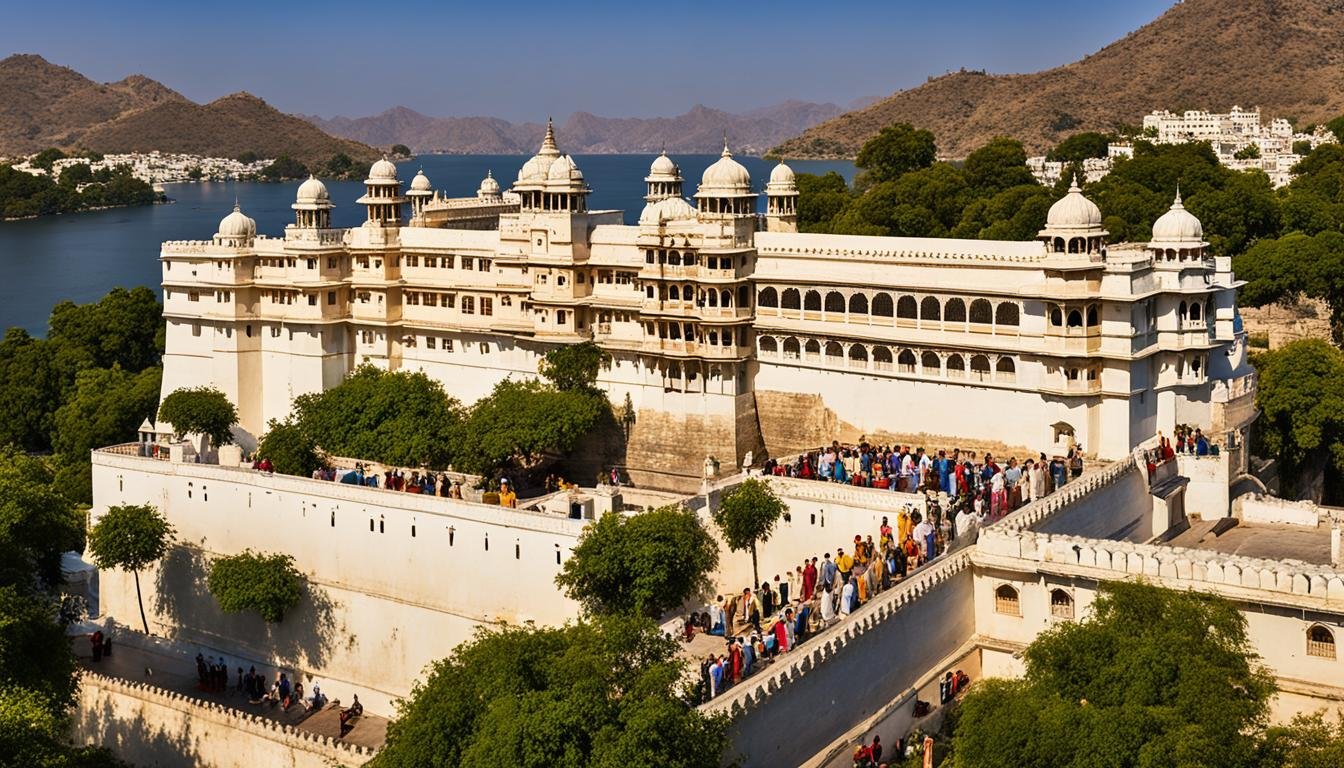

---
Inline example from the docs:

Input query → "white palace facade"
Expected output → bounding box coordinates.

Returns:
[158,122,1257,486]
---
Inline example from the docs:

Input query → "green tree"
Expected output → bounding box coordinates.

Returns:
[961,137,1035,195]
[1235,232,1344,343]
[1250,340,1344,501]
[48,286,164,374]
[951,581,1274,768]
[60,163,93,185]
[29,148,66,172]
[1047,131,1112,163]
[556,505,718,619]
[0,449,83,592]
[292,365,460,467]
[370,615,729,768]
[795,171,853,231]
[1235,144,1263,160]
[50,365,162,504]
[260,155,309,181]
[539,340,607,393]
[255,417,323,476]
[236,151,259,164]
[711,478,787,588]
[0,329,62,452]
[854,123,937,184]
[157,386,238,447]
[390,144,411,156]
[207,550,303,623]
[86,504,174,634]
[1262,713,1344,768]
[453,379,607,479]
[0,587,79,712]
[1326,114,1344,144]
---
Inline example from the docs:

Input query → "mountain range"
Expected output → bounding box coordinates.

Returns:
[305,100,860,155]
[0,54,379,165]
[774,0,1344,159]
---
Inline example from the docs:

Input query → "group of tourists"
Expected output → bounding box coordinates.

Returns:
[254,457,527,508]
[195,653,327,712]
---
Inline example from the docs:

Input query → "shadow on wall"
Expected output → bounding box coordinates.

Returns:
[153,545,344,671]
[73,695,202,768]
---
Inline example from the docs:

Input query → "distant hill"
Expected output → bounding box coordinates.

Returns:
[0,54,378,165]
[773,0,1344,159]
[306,101,848,155]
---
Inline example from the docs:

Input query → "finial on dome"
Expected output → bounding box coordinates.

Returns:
[721,132,731,157]
[540,117,558,154]
[1067,172,1080,193]
[1174,183,1183,206]
[233,197,240,212]
[487,169,493,178]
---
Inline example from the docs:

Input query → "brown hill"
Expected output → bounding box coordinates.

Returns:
[78,92,379,166]
[774,0,1344,159]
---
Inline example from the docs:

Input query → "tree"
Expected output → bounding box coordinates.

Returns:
[711,478,787,588]
[0,685,128,768]
[0,587,79,712]
[1262,713,1344,768]
[260,155,309,180]
[1235,144,1263,160]
[369,615,729,768]
[1235,232,1344,344]
[1047,131,1112,163]
[1250,340,1344,502]
[961,137,1035,195]
[29,148,66,171]
[292,365,460,468]
[207,550,303,623]
[0,329,62,452]
[47,286,164,374]
[854,123,937,184]
[86,504,174,634]
[390,144,411,157]
[1327,114,1344,144]
[158,386,238,447]
[453,379,607,480]
[795,171,853,231]
[950,581,1274,768]
[236,150,259,164]
[556,505,718,619]
[50,365,162,504]
[0,449,84,592]
[255,417,323,477]
[539,340,607,393]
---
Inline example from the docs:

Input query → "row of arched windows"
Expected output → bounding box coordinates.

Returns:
[1048,304,1100,329]
[758,336,1017,382]
[757,287,1020,330]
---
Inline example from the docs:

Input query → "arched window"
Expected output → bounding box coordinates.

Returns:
[946,354,966,378]
[969,299,993,325]
[996,302,1020,327]
[783,337,800,359]
[804,290,821,311]
[1205,300,1214,326]
[1068,237,1082,254]
[945,298,966,323]
[897,349,916,373]
[1086,305,1099,327]
[897,295,917,320]
[1189,302,1201,321]
[668,285,680,301]
[969,354,991,381]
[1050,306,1063,327]
[721,289,732,307]
[825,341,844,361]
[921,351,941,375]
[1191,356,1201,376]
[667,251,681,266]
[873,293,894,317]
[995,584,1021,616]
[848,345,868,367]
[1179,300,1188,320]
[759,336,778,356]
[804,339,821,361]
[849,293,869,315]
[920,296,941,321]
[1050,589,1074,619]
[825,291,845,313]
[873,346,892,369]
[995,357,1016,382]
[738,286,749,307]
[1308,625,1336,658]
[758,287,778,308]
[1053,237,1065,253]
[1067,309,1083,328]
[706,289,717,307]
[782,288,801,309]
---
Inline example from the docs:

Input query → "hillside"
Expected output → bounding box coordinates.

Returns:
[774,0,1344,159]
[0,54,378,165]
[307,101,846,155]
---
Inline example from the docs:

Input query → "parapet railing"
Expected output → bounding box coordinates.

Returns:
[993,457,1138,532]
[79,669,376,764]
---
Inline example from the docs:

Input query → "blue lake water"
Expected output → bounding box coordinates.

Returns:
[0,155,855,335]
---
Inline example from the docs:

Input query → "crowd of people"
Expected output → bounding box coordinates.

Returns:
[194,652,330,712]
[250,458,526,508]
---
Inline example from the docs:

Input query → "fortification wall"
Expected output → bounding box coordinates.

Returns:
[72,671,373,768]
[1008,459,1151,541]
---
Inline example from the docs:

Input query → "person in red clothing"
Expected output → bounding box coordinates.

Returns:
[802,558,818,601]
[771,615,789,654]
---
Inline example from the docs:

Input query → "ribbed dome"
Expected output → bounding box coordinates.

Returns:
[295,175,329,203]
[769,162,796,185]
[1150,191,1203,243]
[516,118,563,185]
[409,169,432,192]
[697,144,752,195]
[1045,178,1102,230]
[478,170,500,196]
[547,154,583,182]
[367,157,398,181]
[638,196,697,225]
[648,151,680,179]
[217,203,256,239]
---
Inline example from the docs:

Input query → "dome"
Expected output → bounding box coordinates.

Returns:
[696,143,752,197]
[547,154,583,182]
[367,156,398,182]
[217,203,255,239]
[409,169,432,192]
[516,118,562,185]
[1044,177,1102,230]
[638,196,698,225]
[478,170,501,196]
[769,162,796,185]
[1150,190,1204,243]
[647,151,680,179]
[295,175,329,204]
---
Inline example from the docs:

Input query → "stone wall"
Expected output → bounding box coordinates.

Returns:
[1234,493,1322,527]
[1239,299,1330,350]
[1000,458,1151,542]
[72,671,372,768]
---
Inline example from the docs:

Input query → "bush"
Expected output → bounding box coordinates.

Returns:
[207,550,303,623]
[158,386,238,446]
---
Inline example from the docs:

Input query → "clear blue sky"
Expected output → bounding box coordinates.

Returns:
[2,0,1175,121]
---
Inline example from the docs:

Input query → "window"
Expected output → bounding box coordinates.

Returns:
[946,354,966,378]
[407,293,420,306]
[462,258,474,271]
[1308,625,1336,658]
[996,302,1020,327]
[921,351,940,374]
[270,326,281,338]
[824,291,844,313]
[897,349,916,373]
[478,259,491,272]
[481,298,493,316]
[1050,589,1074,619]
[758,287,779,308]
[328,257,337,269]
[424,294,437,307]
[849,293,869,315]
[995,585,1021,616]
[920,296,941,321]
[804,291,821,311]
[759,337,778,356]
[425,256,437,268]
[557,310,567,325]
[945,298,966,322]
[327,291,336,305]
[462,296,475,314]
[307,294,317,306]
[969,299,993,325]
[306,258,317,270]
[426,337,436,349]
[406,255,419,267]
[501,295,512,306]
[191,323,201,337]
[873,293,894,317]
[443,255,455,268]
[188,291,200,302]
[444,294,456,309]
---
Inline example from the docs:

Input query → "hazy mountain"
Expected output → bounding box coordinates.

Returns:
[773,0,1344,158]
[306,101,848,155]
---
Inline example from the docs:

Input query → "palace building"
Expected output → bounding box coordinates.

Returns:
[158,122,1256,488]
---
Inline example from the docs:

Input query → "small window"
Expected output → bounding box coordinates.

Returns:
[426,337,436,349]
[995,584,1021,616]
[1308,625,1336,659]
[327,291,336,305]
[1050,589,1074,619]
[308,294,317,306]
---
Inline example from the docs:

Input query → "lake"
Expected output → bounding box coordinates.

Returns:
[0,154,855,335]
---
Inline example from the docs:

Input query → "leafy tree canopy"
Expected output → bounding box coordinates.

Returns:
[50,365,161,504]
[1249,339,1344,500]
[854,123,937,184]
[260,155,309,181]
[539,341,607,393]
[1046,131,1112,163]
[556,505,719,619]
[0,587,79,713]
[1235,232,1344,344]
[0,449,83,592]
[207,550,303,623]
[711,478,787,588]
[86,504,173,574]
[390,144,411,156]
[157,386,238,446]
[255,417,324,477]
[370,614,729,768]
[453,379,607,480]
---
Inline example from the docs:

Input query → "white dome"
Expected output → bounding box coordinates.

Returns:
[769,162,796,185]
[409,169,432,192]
[217,203,255,239]
[1045,177,1102,230]
[478,170,501,196]
[295,175,329,203]
[638,196,698,225]
[547,154,583,182]
[648,151,679,179]
[697,144,752,195]
[517,118,563,185]
[367,157,398,181]
[1150,191,1203,243]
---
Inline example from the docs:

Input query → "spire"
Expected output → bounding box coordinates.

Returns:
[1173,183,1183,207]
[540,117,559,156]
[722,132,731,157]
[1066,172,1080,194]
